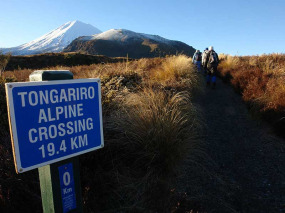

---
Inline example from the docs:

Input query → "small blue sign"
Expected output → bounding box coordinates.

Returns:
[58,163,76,213]
[6,79,104,173]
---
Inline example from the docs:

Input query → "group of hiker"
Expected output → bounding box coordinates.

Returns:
[192,46,219,89]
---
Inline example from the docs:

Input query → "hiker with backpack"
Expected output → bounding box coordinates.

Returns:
[202,47,209,75]
[204,46,219,88]
[192,50,202,72]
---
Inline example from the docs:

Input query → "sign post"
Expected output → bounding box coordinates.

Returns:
[5,70,104,213]
[39,158,82,213]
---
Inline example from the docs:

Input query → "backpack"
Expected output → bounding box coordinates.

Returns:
[209,51,218,65]
[202,50,208,64]
[195,52,202,61]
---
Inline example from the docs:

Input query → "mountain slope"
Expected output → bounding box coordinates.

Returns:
[63,29,195,58]
[2,21,101,55]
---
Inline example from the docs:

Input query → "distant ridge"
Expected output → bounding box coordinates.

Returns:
[5,52,127,71]
[1,21,102,55]
[63,29,196,58]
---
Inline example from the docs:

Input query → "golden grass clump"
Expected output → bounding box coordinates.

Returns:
[151,55,199,89]
[112,87,199,211]
[218,54,240,72]
[121,88,197,176]
[122,89,196,164]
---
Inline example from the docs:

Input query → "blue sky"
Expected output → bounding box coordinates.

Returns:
[0,0,284,56]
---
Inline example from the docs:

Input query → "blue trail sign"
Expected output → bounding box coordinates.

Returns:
[58,163,77,213]
[6,79,104,173]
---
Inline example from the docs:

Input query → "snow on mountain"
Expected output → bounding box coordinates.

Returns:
[80,29,173,44]
[64,28,196,59]
[2,20,102,55]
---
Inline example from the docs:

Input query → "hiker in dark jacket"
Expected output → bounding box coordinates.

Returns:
[192,50,202,72]
[205,46,219,88]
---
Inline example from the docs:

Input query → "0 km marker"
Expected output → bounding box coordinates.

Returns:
[6,79,104,173]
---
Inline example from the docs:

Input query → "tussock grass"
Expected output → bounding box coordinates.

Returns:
[102,88,201,212]
[218,54,240,72]
[121,88,196,176]
[0,55,204,212]
[151,55,199,90]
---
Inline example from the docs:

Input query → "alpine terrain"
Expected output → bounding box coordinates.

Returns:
[1,21,101,55]
[63,29,196,58]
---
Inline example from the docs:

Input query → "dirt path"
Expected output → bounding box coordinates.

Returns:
[177,76,285,212]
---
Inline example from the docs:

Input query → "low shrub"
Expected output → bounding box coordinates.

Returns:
[218,54,285,137]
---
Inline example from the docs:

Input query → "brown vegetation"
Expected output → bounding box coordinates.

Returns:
[218,54,285,137]
[5,52,128,71]
[0,52,11,77]
[0,55,204,212]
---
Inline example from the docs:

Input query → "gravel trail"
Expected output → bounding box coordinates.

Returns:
[177,76,285,213]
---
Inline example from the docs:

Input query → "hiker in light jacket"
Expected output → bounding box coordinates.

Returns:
[202,47,209,75]
[192,50,202,72]
[204,46,219,88]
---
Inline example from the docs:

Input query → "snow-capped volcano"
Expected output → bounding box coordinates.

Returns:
[80,29,172,44]
[2,21,101,55]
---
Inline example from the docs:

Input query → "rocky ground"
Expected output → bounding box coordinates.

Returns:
[175,76,285,213]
